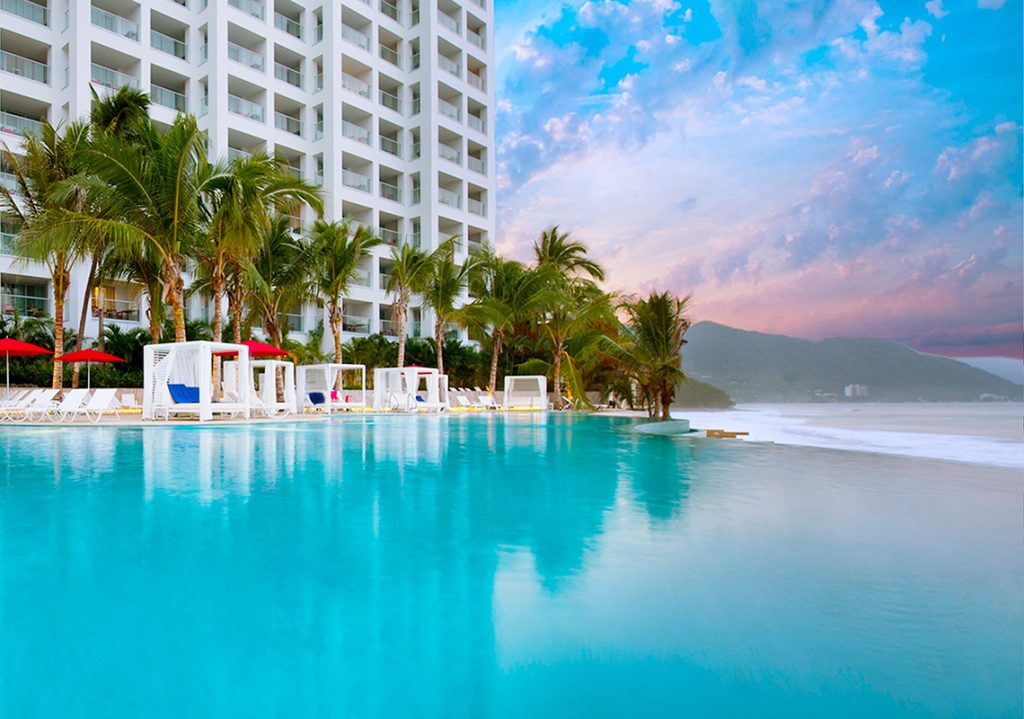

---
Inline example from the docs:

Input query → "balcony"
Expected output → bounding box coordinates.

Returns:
[341,24,370,52]
[380,136,401,157]
[227,147,252,161]
[280,311,303,332]
[314,119,323,139]
[438,98,461,122]
[0,222,18,254]
[151,84,186,112]
[468,198,486,216]
[342,72,370,99]
[91,63,139,90]
[274,62,302,88]
[343,315,369,334]
[379,318,397,337]
[379,89,401,113]
[379,228,400,246]
[438,14,460,35]
[1,291,48,317]
[91,6,139,40]
[151,30,187,60]
[351,270,372,288]
[92,296,140,323]
[380,46,401,69]
[411,52,420,70]
[439,145,461,164]
[468,156,486,174]
[228,42,264,72]
[468,71,485,91]
[437,188,461,209]
[468,28,484,49]
[274,12,302,39]
[1,0,47,25]
[468,114,486,133]
[379,180,401,203]
[228,0,264,20]
[438,55,460,78]
[228,94,264,122]
[0,51,47,84]
[342,120,370,144]
[379,0,400,23]
[274,112,302,136]
[342,169,370,193]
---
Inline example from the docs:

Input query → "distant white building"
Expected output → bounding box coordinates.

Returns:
[843,384,868,398]
[0,0,495,349]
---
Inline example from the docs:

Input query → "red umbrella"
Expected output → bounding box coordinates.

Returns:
[54,348,125,390]
[0,337,52,390]
[213,339,290,358]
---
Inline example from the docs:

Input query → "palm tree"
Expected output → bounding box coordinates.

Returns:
[467,252,555,394]
[37,113,207,341]
[533,225,605,282]
[309,219,381,363]
[384,241,432,367]
[244,215,315,349]
[0,121,91,388]
[421,237,476,375]
[617,292,692,419]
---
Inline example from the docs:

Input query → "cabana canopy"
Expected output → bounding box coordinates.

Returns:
[224,358,297,414]
[373,366,449,412]
[296,363,366,413]
[143,341,250,421]
[503,375,548,410]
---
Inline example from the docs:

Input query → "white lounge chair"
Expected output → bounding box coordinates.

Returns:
[35,388,91,422]
[67,388,119,423]
[9,389,59,422]
[0,389,32,420]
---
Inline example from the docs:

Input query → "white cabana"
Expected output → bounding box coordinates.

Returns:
[296,363,366,413]
[223,359,297,415]
[373,366,449,412]
[143,341,251,421]
[503,375,548,410]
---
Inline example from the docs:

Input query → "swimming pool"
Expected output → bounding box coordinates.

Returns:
[1,414,1020,717]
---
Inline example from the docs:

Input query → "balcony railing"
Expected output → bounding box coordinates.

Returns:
[342,315,369,334]
[274,62,302,87]
[468,114,486,133]
[379,46,401,69]
[151,84,186,112]
[0,51,47,84]
[228,94,264,122]
[274,12,302,39]
[342,120,370,144]
[342,169,370,192]
[468,198,486,216]
[411,8,419,25]
[228,0,264,20]
[91,63,139,90]
[92,297,140,322]
[274,112,302,136]
[228,42,264,72]
[280,311,303,332]
[379,228,400,246]
[227,147,252,161]
[342,72,370,98]
[314,24,323,42]
[468,0,485,7]
[438,13,460,34]
[411,140,421,159]
[1,0,47,25]
[314,119,323,139]
[379,318,398,337]
[151,29,186,59]
[468,71,485,91]
[438,98,461,122]
[379,89,401,113]
[314,73,323,91]
[380,0,400,22]
[0,225,18,254]
[91,6,139,40]
[438,55,460,78]
[411,187,420,204]
[341,24,370,51]
[1,292,48,317]
[411,97,421,115]
[437,188,461,209]
[411,52,420,70]
[439,144,461,164]
[351,270,372,288]
[380,136,401,157]
[468,156,486,174]
[468,28,485,49]
[379,181,401,203]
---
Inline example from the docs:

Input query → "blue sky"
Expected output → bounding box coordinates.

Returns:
[491,0,1023,357]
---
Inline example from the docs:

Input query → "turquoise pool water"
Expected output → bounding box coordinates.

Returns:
[0,414,1020,717]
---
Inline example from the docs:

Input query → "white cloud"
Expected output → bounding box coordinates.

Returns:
[925,0,948,18]
[977,0,1006,8]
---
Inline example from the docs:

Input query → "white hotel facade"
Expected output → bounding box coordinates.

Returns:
[0,0,495,346]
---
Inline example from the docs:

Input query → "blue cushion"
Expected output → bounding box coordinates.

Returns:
[415,395,425,403]
[308,392,326,405]
[168,384,200,404]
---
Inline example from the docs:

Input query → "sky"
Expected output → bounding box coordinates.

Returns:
[490,0,1023,358]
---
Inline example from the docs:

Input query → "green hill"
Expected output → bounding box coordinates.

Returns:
[683,322,1024,403]
[673,377,735,408]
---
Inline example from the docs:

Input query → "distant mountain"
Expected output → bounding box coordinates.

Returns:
[683,322,1024,403]
[954,357,1024,385]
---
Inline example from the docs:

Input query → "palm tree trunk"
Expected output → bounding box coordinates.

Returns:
[660,387,672,420]
[488,331,503,394]
[395,295,408,367]
[329,303,343,391]
[71,249,101,389]
[51,264,69,390]
[434,315,444,376]
[210,274,225,397]
[97,303,105,352]
[230,286,243,344]
[267,321,285,400]
[166,265,186,342]
[552,349,562,409]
